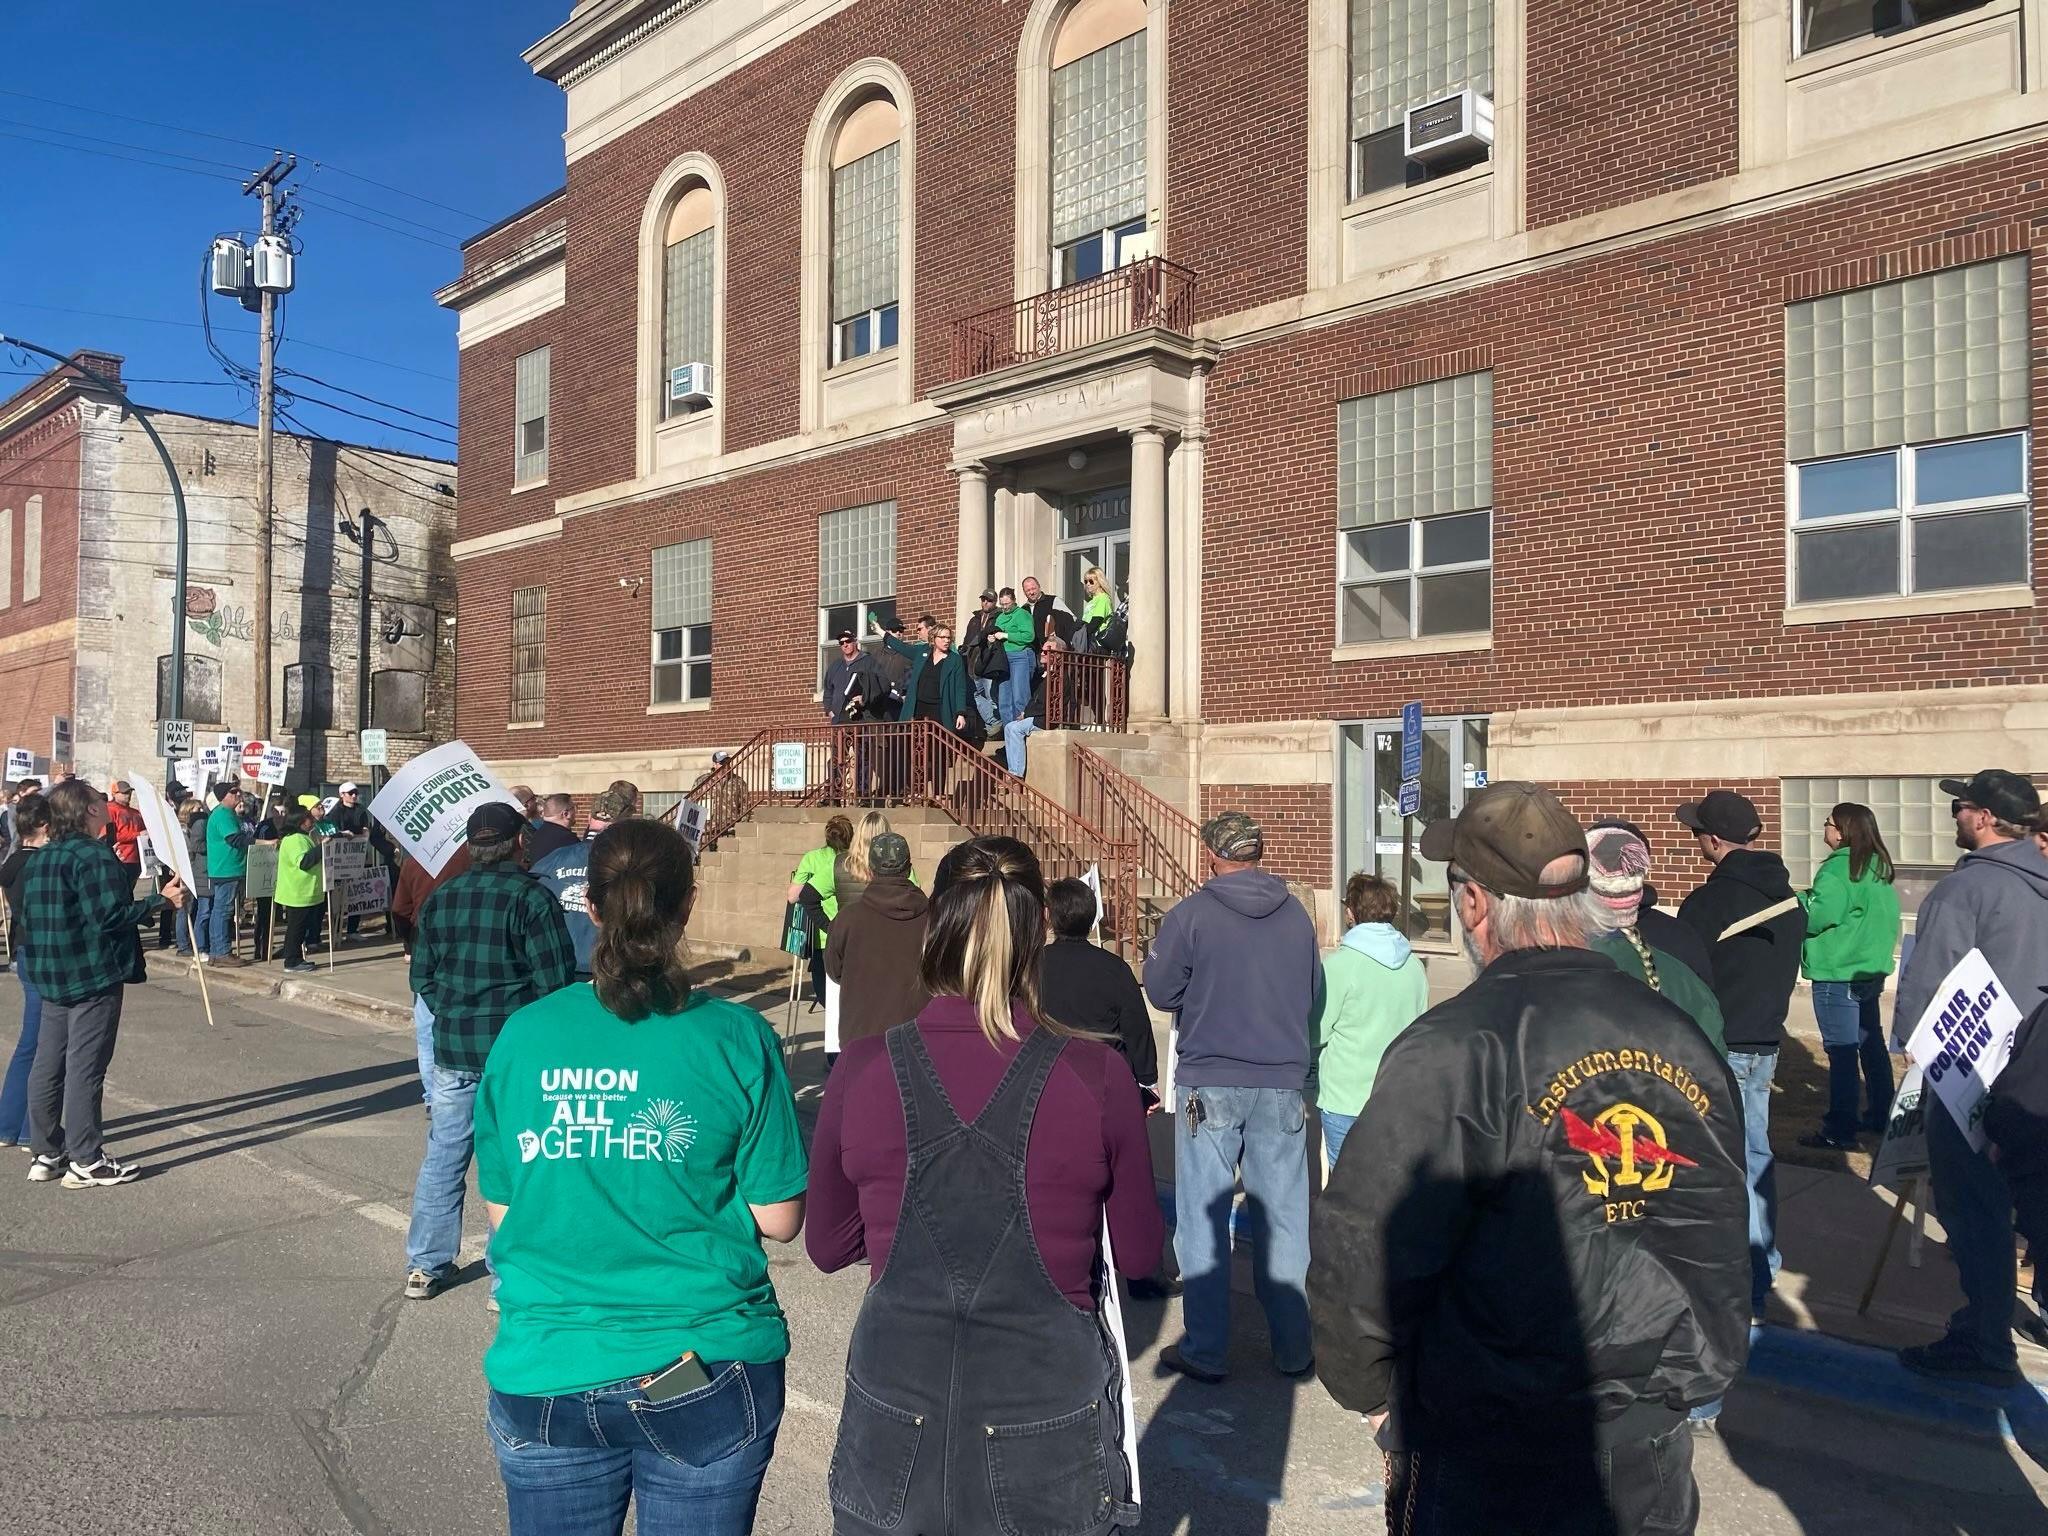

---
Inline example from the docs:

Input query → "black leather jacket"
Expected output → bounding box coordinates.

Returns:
[1308,946,1750,1459]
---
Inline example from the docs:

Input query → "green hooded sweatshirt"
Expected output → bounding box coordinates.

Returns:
[1311,923,1429,1116]
[1798,846,1901,982]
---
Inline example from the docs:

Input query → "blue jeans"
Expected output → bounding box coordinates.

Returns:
[1811,978,1892,1141]
[406,1063,487,1280]
[412,995,437,1107]
[1002,648,1036,723]
[1321,1109,1356,1172]
[972,674,999,730]
[1002,716,1039,777]
[175,893,210,956]
[1927,1092,2019,1367]
[0,975,42,1143]
[488,1359,784,1536]
[208,878,241,958]
[1728,1050,1780,1313]
[1173,1084,1314,1376]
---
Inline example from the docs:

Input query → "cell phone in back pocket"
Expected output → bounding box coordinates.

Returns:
[641,1352,712,1403]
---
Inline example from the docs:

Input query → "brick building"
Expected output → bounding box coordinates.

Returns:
[0,355,458,793]
[441,0,2048,943]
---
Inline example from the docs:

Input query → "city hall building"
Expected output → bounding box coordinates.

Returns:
[441,0,2048,940]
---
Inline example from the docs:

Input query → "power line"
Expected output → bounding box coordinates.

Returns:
[292,193,461,251]
[278,371,455,430]
[0,88,274,153]
[278,391,455,447]
[0,127,246,183]
[310,161,490,225]
[0,115,249,172]
[289,186,464,242]
[8,301,454,382]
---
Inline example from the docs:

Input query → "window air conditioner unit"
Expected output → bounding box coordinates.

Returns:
[668,362,714,408]
[1117,228,1157,267]
[1403,89,1494,165]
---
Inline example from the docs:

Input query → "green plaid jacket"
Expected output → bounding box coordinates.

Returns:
[410,863,575,1074]
[21,833,164,1005]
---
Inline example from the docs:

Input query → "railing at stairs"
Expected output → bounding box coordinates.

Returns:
[681,722,1144,958]
[1071,743,1204,953]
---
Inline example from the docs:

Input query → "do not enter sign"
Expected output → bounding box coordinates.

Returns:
[240,740,269,780]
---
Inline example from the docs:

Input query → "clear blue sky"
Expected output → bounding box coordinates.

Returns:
[1,2,570,460]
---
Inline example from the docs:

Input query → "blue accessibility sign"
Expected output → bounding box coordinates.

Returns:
[1400,701,1423,781]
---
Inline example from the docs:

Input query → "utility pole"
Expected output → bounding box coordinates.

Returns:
[243,153,294,738]
[340,508,383,794]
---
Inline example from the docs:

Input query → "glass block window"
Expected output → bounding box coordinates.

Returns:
[1337,373,1493,643]
[652,538,713,705]
[514,346,550,485]
[1349,0,1493,197]
[1789,432,2030,603]
[832,143,900,324]
[662,213,715,419]
[819,501,897,607]
[643,789,685,821]
[1052,29,1147,250]
[1781,774,2039,920]
[511,585,546,724]
[1786,257,2027,463]
[157,654,223,725]
[21,495,39,604]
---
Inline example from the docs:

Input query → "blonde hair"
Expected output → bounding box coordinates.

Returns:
[844,810,890,882]
[920,837,1072,1048]
[1084,564,1109,595]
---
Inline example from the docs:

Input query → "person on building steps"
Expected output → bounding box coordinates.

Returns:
[1794,803,1901,1152]
[994,586,1037,724]
[807,835,1161,1536]
[960,588,1006,732]
[1002,635,1064,780]
[474,816,806,1536]
[1311,872,1428,1172]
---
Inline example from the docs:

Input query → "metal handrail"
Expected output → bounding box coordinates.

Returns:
[1043,648,1128,732]
[1072,743,1203,911]
[950,257,1198,380]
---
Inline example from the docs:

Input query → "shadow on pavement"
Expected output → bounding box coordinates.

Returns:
[106,1059,418,1138]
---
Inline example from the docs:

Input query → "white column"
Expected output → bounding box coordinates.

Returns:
[1128,427,1168,722]
[1170,429,1206,725]
[953,462,990,623]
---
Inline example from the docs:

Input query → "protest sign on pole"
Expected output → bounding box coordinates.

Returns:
[256,745,293,787]
[241,741,268,781]
[128,772,213,1027]
[1099,1213,1142,1511]
[676,799,706,861]
[368,739,520,877]
[1903,948,2023,1153]
[4,748,32,782]
[1866,1063,1929,1193]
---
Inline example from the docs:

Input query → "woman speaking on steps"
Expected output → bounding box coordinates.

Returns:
[807,835,1163,1536]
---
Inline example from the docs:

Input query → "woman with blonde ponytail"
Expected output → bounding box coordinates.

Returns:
[808,836,1162,1536]
[474,818,807,1535]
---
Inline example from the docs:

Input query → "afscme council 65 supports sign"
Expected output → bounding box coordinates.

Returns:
[368,740,520,877]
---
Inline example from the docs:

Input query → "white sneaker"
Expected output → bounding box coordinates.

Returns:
[26,1154,63,1182]
[62,1156,141,1188]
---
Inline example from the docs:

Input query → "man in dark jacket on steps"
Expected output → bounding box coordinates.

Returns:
[1674,790,1805,1344]
[1310,783,1747,1533]
[1146,811,1320,1384]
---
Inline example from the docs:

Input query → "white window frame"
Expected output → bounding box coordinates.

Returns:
[817,597,898,690]
[1785,430,2031,605]
[1792,0,1992,59]
[652,620,713,705]
[21,495,39,605]
[514,346,550,489]
[1335,510,1494,644]
[830,302,900,366]
[1053,216,1149,290]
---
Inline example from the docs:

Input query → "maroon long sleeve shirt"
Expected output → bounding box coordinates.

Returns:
[806,996,1164,1308]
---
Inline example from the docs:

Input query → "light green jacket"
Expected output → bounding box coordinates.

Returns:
[1311,923,1429,1117]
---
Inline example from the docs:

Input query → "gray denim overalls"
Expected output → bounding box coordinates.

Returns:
[828,1022,1138,1536]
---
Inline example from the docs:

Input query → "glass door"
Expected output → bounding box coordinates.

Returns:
[1057,487,1132,613]
[1337,716,1490,946]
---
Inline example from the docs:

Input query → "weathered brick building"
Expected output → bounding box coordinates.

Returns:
[442,0,2048,942]
[0,355,458,792]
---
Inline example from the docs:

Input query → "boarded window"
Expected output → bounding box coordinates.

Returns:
[511,585,546,723]
[371,669,428,734]
[157,654,223,725]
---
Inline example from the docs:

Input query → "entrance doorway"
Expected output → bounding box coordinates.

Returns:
[1056,487,1130,611]
[1336,715,1490,946]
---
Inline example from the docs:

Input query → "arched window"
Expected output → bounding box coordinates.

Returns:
[662,184,717,417]
[1050,0,1148,286]
[829,95,902,364]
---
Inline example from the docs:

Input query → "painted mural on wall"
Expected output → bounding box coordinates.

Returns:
[184,586,335,649]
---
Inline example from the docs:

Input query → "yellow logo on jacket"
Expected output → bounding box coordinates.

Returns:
[1563,1103,1698,1224]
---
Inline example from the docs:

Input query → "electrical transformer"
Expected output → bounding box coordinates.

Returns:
[253,234,296,294]
[209,236,250,297]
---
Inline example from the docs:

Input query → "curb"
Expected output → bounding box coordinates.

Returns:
[156,959,413,1029]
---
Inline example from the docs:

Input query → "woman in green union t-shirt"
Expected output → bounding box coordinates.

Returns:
[475,817,807,1536]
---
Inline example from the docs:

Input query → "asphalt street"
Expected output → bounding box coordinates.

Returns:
[1,970,2044,1535]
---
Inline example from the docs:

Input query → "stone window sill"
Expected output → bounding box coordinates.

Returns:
[1786,0,2018,82]
[1342,160,1492,223]
[506,719,547,730]
[1332,631,1493,662]
[512,478,548,496]
[646,699,712,716]
[1782,584,2034,626]
[825,346,898,382]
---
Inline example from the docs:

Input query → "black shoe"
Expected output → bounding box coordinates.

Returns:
[1797,1131,1859,1151]
[1277,1358,1317,1381]
[2014,1311,2048,1350]
[1158,1345,1225,1385]
[1129,1275,1182,1301]
[1898,1337,2023,1387]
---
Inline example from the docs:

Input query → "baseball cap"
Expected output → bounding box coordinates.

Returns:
[1201,811,1264,862]
[339,781,359,794]
[466,800,528,843]
[1674,790,1761,845]
[1940,769,2041,825]
[870,832,911,877]
[979,588,997,601]
[835,629,857,643]
[111,779,133,793]
[1420,781,1590,899]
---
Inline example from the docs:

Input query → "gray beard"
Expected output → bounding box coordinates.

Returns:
[1461,929,1485,972]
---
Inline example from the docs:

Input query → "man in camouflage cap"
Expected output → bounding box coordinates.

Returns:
[1145,809,1322,1384]
[530,781,641,980]
[590,781,640,826]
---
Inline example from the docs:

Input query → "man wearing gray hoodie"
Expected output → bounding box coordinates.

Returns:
[1894,769,2048,1386]
[1145,811,1321,1384]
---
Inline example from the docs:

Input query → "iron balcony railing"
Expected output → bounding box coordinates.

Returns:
[950,257,1198,380]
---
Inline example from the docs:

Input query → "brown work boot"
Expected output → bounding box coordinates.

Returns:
[212,955,247,968]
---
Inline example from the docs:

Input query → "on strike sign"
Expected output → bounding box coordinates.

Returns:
[1903,948,2023,1153]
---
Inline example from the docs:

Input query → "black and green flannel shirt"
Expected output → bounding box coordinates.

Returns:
[410,862,575,1074]
[21,833,164,1005]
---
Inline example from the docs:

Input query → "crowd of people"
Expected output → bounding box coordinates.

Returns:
[5,749,2048,1536]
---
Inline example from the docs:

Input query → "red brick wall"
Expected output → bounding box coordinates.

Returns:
[1525,1,1740,229]
[1203,147,2048,734]
[461,197,565,272]
[454,311,562,544]
[1199,782,1330,884]
[0,398,82,761]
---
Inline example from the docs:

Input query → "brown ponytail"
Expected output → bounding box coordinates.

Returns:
[920,835,1067,1047]
[586,819,695,1023]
